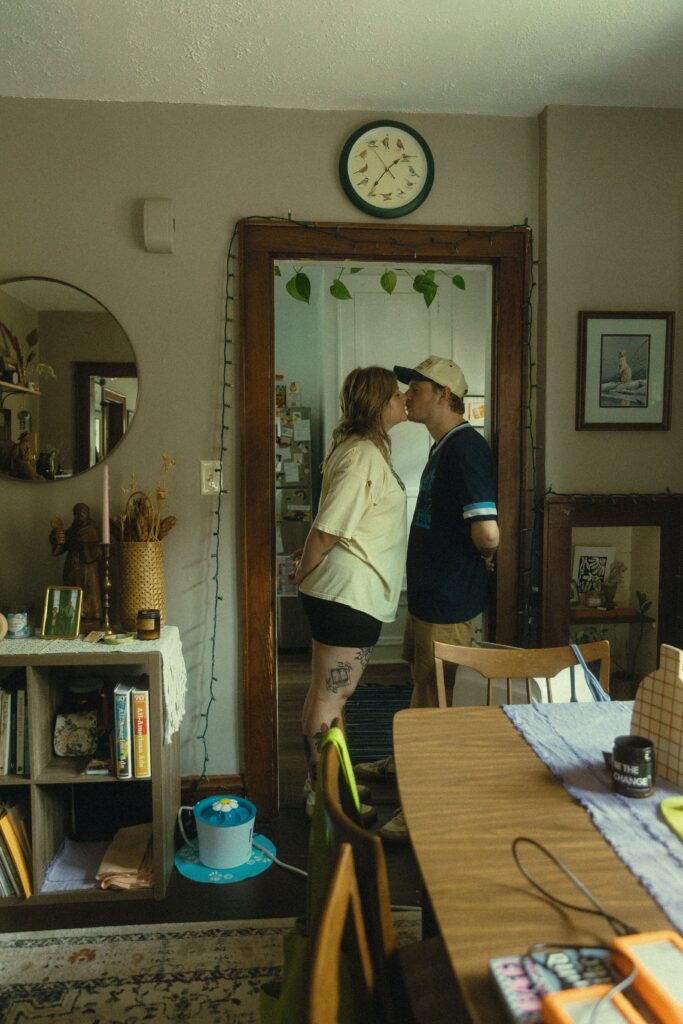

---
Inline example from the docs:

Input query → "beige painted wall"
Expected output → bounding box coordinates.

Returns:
[1,96,679,779]
[540,105,682,492]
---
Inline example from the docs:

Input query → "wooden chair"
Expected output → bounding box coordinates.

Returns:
[433,640,610,708]
[307,842,377,1024]
[320,730,468,1024]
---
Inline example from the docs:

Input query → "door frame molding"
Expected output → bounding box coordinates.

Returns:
[238,219,532,817]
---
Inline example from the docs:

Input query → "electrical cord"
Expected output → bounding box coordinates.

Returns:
[252,838,308,879]
[512,836,637,936]
[512,837,640,1023]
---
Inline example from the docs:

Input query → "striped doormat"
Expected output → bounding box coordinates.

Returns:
[344,683,412,762]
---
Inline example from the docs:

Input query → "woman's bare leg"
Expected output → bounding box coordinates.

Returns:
[302,639,372,783]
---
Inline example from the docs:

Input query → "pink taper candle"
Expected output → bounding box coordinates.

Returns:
[102,464,110,544]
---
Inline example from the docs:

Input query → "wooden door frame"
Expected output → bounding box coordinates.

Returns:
[238,218,532,817]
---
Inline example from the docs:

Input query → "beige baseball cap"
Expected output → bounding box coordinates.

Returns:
[394,355,468,398]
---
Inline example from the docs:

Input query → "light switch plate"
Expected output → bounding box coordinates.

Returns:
[200,460,222,496]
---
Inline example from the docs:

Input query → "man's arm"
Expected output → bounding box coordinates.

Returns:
[471,519,499,569]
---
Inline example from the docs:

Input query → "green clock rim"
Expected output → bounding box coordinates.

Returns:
[339,119,435,219]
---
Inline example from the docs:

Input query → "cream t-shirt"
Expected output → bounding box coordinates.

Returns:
[299,438,407,622]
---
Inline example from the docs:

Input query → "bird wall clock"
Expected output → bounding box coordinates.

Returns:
[339,120,435,219]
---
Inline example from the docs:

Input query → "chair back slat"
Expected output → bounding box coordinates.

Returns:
[307,843,376,1024]
[432,640,610,707]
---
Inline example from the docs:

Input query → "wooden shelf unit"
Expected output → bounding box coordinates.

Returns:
[0,645,180,905]
[569,607,655,625]
[0,380,40,397]
[541,494,682,650]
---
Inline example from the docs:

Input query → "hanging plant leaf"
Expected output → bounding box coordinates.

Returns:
[330,279,352,300]
[274,266,281,276]
[295,272,311,302]
[286,272,311,303]
[451,274,466,290]
[380,270,397,294]
[349,267,364,274]
[413,273,438,307]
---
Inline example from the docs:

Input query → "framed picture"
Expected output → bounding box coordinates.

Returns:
[576,311,674,430]
[572,546,616,595]
[41,586,83,639]
[464,395,486,427]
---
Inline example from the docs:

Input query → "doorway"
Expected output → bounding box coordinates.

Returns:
[239,219,531,817]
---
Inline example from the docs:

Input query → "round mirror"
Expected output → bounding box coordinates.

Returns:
[0,277,138,481]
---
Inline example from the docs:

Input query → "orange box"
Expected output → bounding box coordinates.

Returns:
[611,930,683,1024]
[542,983,647,1023]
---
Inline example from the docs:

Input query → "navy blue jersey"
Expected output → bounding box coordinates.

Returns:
[406,423,497,623]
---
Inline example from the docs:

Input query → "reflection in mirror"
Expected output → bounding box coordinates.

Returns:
[0,277,138,481]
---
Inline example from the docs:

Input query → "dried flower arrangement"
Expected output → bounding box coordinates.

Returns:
[0,321,56,388]
[603,559,627,589]
[113,454,177,542]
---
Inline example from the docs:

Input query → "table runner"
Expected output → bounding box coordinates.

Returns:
[503,701,683,933]
[0,625,186,742]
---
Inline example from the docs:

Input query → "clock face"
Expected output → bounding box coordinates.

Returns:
[339,120,434,219]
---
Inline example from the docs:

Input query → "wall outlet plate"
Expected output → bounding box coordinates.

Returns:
[200,460,222,495]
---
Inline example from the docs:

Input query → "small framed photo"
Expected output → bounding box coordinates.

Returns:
[572,546,616,596]
[464,395,486,427]
[576,311,674,430]
[41,586,83,639]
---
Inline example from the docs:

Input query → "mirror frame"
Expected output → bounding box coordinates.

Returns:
[0,276,138,480]
[238,218,532,816]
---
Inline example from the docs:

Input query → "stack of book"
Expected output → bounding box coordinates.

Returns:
[0,797,32,898]
[113,677,151,780]
[0,671,29,778]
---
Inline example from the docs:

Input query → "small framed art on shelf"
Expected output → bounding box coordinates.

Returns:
[576,310,674,431]
[41,586,83,639]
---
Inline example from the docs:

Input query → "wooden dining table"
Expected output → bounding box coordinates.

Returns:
[393,707,673,1023]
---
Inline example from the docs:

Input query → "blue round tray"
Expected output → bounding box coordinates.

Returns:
[174,834,276,884]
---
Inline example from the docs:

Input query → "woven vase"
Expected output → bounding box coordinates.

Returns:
[119,541,167,631]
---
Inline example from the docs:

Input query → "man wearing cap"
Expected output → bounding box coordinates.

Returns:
[356,355,499,841]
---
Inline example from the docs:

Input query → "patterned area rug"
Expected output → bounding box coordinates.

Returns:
[0,911,421,1022]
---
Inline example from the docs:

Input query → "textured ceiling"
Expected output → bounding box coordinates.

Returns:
[0,0,681,116]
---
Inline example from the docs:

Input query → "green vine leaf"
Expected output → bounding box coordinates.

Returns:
[380,270,397,294]
[413,273,438,308]
[330,279,352,300]
[349,267,364,274]
[286,272,311,303]
[274,266,281,276]
[451,274,466,290]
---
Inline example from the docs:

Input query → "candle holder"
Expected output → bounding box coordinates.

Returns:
[101,543,115,635]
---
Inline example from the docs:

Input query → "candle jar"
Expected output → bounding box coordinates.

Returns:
[137,609,161,641]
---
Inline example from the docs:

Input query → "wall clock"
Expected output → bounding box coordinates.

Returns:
[339,120,435,219]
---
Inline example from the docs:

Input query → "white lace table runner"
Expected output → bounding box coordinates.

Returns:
[0,625,186,743]
[503,700,683,933]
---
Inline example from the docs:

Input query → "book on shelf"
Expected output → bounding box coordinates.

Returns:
[132,686,151,779]
[0,830,23,897]
[113,682,135,779]
[0,689,11,775]
[0,800,32,898]
[15,685,26,776]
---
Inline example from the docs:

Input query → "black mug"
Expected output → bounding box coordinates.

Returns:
[612,735,655,798]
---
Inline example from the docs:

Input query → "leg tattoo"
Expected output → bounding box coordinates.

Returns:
[325,661,352,693]
[356,646,373,670]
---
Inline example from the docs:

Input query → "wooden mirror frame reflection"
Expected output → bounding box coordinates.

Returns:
[238,219,532,816]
